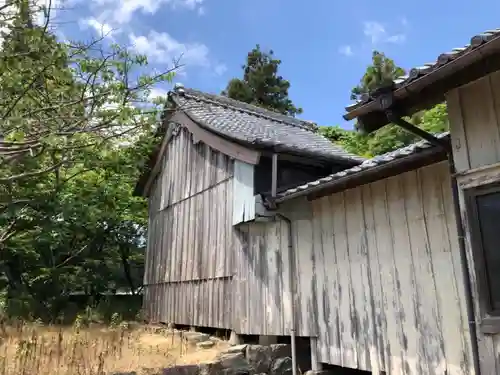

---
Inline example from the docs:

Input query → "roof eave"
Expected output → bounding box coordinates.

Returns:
[274,140,448,204]
[265,144,363,166]
[343,34,500,132]
[172,94,363,166]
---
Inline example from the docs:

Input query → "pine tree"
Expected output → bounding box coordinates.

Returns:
[350,50,405,101]
[223,44,302,117]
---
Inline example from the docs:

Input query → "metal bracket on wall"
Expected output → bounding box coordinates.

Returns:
[374,91,451,153]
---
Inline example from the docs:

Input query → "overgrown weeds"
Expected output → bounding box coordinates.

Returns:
[0,320,227,375]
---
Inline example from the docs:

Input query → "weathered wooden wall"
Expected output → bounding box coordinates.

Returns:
[447,72,500,375]
[143,124,237,328]
[142,112,476,375]
[447,71,500,173]
[306,162,473,374]
[236,162,474,374]
[232,221,294,335]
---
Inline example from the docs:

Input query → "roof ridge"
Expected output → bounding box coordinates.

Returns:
[171,86,315,132]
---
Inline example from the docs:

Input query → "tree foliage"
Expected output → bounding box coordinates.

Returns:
[320,104,449,158]
[222,44,303,117]
[320,51,449,157]
[2,140,151,320]
[350,50,405,101]
[223,46,449,158]
[0,1,175,321]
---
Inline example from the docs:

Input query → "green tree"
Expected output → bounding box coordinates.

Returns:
[0,1,175,320]
[0,1,174,243]
[350,50,405,101]
[318,125,371,158]
[320,103,449,158]
[223,44,303,117]
[1,138,152,321]
[320,51,449,157]
[363,103,449,156]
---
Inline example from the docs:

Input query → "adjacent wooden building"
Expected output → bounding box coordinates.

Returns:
[344,28,500,375]
[135,86,363,332]
[136,29,500,374]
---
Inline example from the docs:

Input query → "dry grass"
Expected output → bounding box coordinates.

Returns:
[0,322,230,375]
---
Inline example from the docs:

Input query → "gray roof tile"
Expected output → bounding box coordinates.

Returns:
[275,132,450,201]
[345,28,500,113]
[169,86,365,164]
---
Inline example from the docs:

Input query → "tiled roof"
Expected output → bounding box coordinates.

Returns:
[274,132,450,202]
[169,86,365,164]
[345,28,500,115]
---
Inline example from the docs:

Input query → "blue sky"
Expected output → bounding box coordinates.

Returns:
[53,0,500,129]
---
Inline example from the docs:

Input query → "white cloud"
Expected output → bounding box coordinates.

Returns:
[338,45,353,57]
[0,0,62,44]
[386,34,406,44]
[179,0,203,10]
[214,63,227,76]
[129,31,212,74]
[129,31,225,77]
[363,21,387,44]
[79,17,116,38]
[363,20,407,45]
[92,0,205,24]
[34,0,61,27]
[72,0,210,74]
[148,87,169,100]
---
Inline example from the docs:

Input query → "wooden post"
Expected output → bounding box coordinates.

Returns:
[310,337,322,372]
[229,331,243,346]
[271,153,278,197]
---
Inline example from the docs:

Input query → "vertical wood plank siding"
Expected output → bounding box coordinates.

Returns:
[447,71,500,173]
[143,121,474,374]
[236,162,473,374]
[306,162,472,374]
[233,222,293,335]
[143,126,236,328]
[446,72,500,375]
